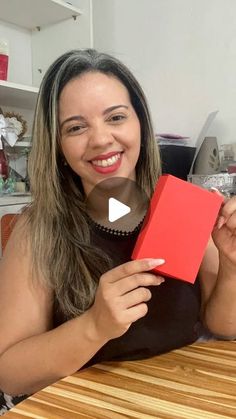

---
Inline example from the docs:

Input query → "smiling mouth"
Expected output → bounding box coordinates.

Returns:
[90,152,122,168]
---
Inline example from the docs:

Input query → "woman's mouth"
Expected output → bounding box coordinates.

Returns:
[90,152,123,174]
[92,152,121,167]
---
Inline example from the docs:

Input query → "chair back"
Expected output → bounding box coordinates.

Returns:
[1,213,19,254]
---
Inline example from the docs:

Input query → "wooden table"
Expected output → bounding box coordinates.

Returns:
[6,340,236,419]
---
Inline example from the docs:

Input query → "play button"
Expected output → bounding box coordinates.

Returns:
[85,177,149,233]
[108,198,131,222]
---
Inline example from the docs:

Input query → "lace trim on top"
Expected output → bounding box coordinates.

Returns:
[88,215,145,237]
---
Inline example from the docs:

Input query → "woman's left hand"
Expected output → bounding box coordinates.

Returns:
[212,194,236,267]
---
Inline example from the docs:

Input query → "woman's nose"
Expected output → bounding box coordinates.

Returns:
[88,125,114,148]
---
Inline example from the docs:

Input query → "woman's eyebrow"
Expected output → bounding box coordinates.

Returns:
[103,105,129,115]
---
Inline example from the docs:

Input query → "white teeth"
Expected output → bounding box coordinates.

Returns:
[92,153,121,167]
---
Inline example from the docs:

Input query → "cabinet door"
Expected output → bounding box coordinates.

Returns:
[32,6,92,86]
[0,203,27,257]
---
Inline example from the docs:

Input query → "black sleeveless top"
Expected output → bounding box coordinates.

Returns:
[84,220,201,367]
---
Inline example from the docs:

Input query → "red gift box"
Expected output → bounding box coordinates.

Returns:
[132,174,224,283]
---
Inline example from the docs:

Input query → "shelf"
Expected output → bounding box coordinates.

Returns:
[5,140,31,148]
[1,0,82,30]
[0,194,31,206]
[0,80,38,109]
[14,140,31,147]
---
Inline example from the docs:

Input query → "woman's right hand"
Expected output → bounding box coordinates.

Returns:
[88,258,165,342]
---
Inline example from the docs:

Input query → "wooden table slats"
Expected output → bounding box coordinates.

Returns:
[5,341,236,419]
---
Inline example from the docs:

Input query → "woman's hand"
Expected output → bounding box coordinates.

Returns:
[212,194,236,268]
[201,192,236,338]
[88,258,165,342]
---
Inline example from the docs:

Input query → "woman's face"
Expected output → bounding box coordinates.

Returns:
[59,71,141,196]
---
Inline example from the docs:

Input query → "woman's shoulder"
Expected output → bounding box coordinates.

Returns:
[0,208,49,292]
[0,209,54,361]
[3,210,31,257]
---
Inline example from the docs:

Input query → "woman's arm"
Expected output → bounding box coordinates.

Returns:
[0,218,107,395]
[0,217,164,396]
[199,196,236,339]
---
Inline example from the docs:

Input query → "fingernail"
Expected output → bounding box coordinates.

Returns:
[155,276,165,284]
[147,258,165,268]
[210,187,224,197]
[217,216,226,229]
[210,187,219,192]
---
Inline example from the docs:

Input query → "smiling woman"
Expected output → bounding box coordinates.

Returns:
[59,72,141,194]
[0,48,236,416]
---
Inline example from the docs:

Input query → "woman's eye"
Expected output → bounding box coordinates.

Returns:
[109,114,126,122]
[67,125,84,134]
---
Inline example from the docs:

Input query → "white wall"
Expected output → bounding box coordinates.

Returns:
[93,0,236,146]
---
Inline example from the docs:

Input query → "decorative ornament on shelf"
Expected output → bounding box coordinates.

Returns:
[4,112,27,140]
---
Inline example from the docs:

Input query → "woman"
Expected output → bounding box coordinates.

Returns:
[0,49,235,414]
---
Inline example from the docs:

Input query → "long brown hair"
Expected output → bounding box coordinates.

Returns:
[27,49,161,319]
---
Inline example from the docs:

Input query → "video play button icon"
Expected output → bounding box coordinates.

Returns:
[86,177,149,233]
[108,198,131,222]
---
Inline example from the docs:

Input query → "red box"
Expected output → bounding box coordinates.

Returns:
[132,174,223,283]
